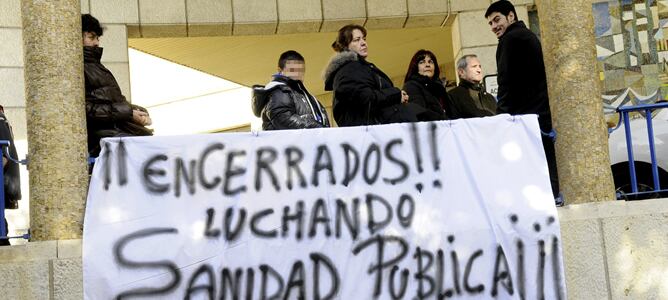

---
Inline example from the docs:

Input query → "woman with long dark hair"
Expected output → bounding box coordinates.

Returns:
[402,49,449,121]
[323,24,417,126]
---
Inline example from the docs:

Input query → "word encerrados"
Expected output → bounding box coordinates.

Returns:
[141,139,438,197]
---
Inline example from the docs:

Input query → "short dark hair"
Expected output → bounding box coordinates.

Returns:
[485,0,517,19]
[332,24,367,52]
[81,14,103,36]
[278,50,304,69]
[404,49,441,83]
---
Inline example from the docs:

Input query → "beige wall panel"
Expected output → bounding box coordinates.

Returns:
[139,0,186,24]
[450,0,491,12]
[320,19,366,33]
[0,260,50,299]
[513,0,535,5]
[233,0,278,35]
[104,62,132,102]
[0,68,25,108]
[603,214,668,299]
[90,0,139,24]
[0,28,23,67]
[81,0,90,14]
[515,5,529,24]
[404,15,447,28]
[367,0,407,15]
[186,0,233,23]
[365,17,407,29]
[277,21,321,34]
[99,25,129,63]
[457,10,497,49]
[559,218,611,299]
[276,0,322,33]
[460,45,498,77]
[4,108,26,143]
[322,0,366,30]
[277,0,321,22]
[233,23,278,35]
[188,24,233,36]
[0,240,57,261]
[53,259,83,299]
[0,0,21,27]
[141,25,188,37]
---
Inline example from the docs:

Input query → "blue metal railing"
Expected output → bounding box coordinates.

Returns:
[0,140,30,242]
[609,102,668,199]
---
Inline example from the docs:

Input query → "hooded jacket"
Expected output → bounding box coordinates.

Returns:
[252,75,329,130]
[495,21,552,129]
[324,51,416,126]
[84,46,152,156]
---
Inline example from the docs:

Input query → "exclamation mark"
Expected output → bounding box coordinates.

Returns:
[429,123,442,188]
[102,142,111,190]
[117,140,128,187]
[410,123,425,192]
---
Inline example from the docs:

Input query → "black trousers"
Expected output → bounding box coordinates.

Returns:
[542,134,560,198]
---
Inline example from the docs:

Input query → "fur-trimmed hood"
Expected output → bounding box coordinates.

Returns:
[323,51,359,90]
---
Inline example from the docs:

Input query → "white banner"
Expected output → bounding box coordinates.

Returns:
[83,114,566,299]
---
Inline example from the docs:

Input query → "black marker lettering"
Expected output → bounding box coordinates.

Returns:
[198,143,224,190]
[383,139,409,185]
[282,201,304,240]
[362,143,381,185]
[255,147,280,192]
[223,150,247,196]
[184,264,215,300]
[311,145,336,186]
[174,157,196,197]
[114,228,180,299]
[308,198,332,238]
[340,143,360,187]
[142,154,170,194]
[285,147,307,190]
[335,198,360,240]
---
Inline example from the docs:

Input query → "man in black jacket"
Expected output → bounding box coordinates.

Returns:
[447,54,497,119]
[486,0,560,199]
[0,106,20,245]
[252,51,330,130]
[82,14,152,158]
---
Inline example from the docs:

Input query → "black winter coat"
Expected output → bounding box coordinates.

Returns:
[447,79,497,119]
[84,46,152,156]
[402,74,448,121]
[495,21,552,130]
[0,109,20,209]
[251,75,330,130]
[324,51,417,126]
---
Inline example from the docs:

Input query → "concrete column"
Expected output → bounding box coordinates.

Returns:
[21,0,89,240]
[536,0,616,203]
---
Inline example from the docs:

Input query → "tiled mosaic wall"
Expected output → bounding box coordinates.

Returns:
[594,0,667,110]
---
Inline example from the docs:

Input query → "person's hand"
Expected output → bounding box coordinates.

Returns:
[132,109,151,126]
[401,90,409,104]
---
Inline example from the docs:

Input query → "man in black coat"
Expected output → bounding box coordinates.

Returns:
[486,0,560,199]
[447,54,497,119]
[252,51,330,130]
[82,14,152,158]
[0,106,20,245]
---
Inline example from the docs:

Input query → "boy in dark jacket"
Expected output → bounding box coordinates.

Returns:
[82,14,152,158]
[252,51,330,130]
